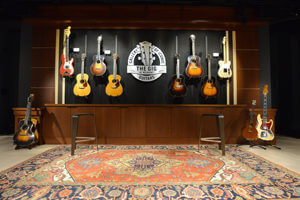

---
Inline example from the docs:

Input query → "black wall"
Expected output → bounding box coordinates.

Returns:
[66,29,227,104]
[270,19,300,138]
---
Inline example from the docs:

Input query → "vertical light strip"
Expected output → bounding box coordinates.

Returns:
[232,31,238,105]
[226,31,230,105]
[54,29,60,104]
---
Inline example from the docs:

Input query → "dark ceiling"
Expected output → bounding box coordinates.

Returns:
[1,0,300,23]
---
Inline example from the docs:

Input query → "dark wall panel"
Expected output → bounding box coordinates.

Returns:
[64,29,227,104]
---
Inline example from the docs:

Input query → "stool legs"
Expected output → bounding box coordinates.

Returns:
[93,115,99,151]
[71,115,79,156]
[217,115,225,156]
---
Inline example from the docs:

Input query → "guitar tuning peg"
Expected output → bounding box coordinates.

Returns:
[138,56,142,60]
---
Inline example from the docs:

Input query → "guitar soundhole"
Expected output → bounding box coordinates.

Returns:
[176,79,181,83]
[21,125,29,131]
[80,80,85,84]
[97,60,101,64]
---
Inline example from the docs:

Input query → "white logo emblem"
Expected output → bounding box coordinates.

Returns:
[127,41,167,82]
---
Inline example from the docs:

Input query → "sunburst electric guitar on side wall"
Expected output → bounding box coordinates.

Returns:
[256,85,275,141]
[73,53,91,97]
[60,26,74,77]
[90,35,107,76]
[185,34,203,78]
[218,36,232,79]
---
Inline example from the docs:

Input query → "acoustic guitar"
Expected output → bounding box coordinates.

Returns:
[202,54,218,97]
[169,36,187,97]
[13,94,38,148]
[185,34,203,78]
[105,53,123,97]
[73,53,91,97]
[90,35,107,76]
[218,36,232,79]
[60,26,74,77]
[256,85,275,141]
[242,100,258,141]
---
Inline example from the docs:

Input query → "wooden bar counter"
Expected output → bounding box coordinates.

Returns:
[40,104,277,145]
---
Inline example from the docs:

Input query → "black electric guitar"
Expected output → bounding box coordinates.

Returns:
[169,36,186,97]
[13,94,38,148]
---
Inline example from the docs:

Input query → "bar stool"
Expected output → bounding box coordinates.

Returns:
[71,113,98,156]
[198,113,225,156]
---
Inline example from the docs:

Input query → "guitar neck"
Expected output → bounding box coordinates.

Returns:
[81,57,85,79]
[66,36,70,61]
[207,56,211,80]
[176,57,180,79]
[24,100,32,125]
[192,39,195,57]
[223,37,227,63]
[113,55,117,79]
[249,102,255,125]
[263,94,268,125]
[97,39,101,57]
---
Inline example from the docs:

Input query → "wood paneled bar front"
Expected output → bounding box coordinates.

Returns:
[41,104,256,145]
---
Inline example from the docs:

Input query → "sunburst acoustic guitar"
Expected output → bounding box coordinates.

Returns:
[90,35,107,76]
[185,34,203,78]
[169,36,186,97]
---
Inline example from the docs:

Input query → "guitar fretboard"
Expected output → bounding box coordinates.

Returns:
[24,98,32,125]
[66,36,69,61]
[263,95,268,125]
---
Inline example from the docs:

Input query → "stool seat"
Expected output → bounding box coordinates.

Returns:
[71,113,98,155]
[198,113,225,155]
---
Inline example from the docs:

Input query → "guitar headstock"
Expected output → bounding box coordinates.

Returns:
[64,26,71,37]
[190,34,195,42]
[251,99,256,106]
[222,36,226,45]
[262,85,269,96]
[97,35,102,43]
[27,94,34,103]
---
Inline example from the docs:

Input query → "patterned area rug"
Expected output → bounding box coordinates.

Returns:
[0,145,299,199]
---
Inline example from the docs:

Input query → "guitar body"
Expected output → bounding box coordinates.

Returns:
[186,56,203,78]
[217,60,232,78]
[202,77,217,97]
[60,54,74,76]
[13,119,37,147]
[169,75,187,97]
[242,120,258,141]
[105,74,123,97]
[73,73,91,97]
[256,114,274,141]
[90,55,107,76]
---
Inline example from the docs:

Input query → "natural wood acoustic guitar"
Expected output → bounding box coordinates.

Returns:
[105,53,123,97]
[73,53,91,97]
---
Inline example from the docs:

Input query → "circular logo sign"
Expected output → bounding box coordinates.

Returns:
[127,41,167,82]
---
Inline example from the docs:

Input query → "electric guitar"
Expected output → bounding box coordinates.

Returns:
[105,53,123,97]
[90,35,107,76]
[185,34,203,78]
[218,36,232,79]
[202,54,218,97]
[242,100,258,141]
[13,94,38,148]
[256,85,275,141]
[60,26,74,77]
[169,36,186,97]
[73,53,91,97]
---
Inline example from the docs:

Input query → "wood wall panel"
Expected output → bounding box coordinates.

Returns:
[146,107,171,138]
[42,106,71,144]
[236,50,259,69]
[237,89,260,106]
[236,31,259,49]
[121,107,146,138]
[41,105,260,145]
[95,107,121,139]
[31,88,55,107]
[237,69,260,88]
[31,68,55,87]
[32,28,56,47]
[32,48,55,68]
[70,107,96,138]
